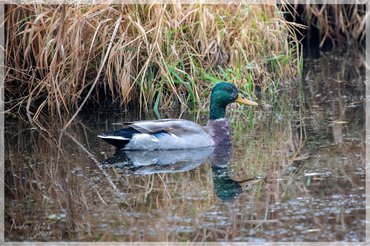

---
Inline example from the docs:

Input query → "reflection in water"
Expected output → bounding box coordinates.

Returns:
[4,50,365,242]
[101,147,214,174]
[101,143,261,202]
[209,144,242,201]
[209,144,263,202]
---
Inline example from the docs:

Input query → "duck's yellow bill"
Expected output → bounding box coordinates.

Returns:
[236,93,258,106]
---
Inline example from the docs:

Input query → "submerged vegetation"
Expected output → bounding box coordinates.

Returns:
[5,4,301,123]
[4,94,306,241]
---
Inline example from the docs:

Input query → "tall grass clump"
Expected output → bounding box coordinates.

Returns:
[5,4,301,122]
[295,3,366,47]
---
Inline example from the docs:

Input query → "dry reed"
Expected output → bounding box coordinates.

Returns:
[5,3,301,124]
[296,3,367,47]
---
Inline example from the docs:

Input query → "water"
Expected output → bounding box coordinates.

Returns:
[4,50,366,242]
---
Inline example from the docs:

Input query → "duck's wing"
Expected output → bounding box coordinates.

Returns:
[99,119,214,149]
[125,119,208,137]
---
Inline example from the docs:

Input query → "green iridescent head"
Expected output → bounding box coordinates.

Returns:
[209,82,258,120]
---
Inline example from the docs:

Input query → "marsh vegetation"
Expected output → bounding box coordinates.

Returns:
[5,4,301,124]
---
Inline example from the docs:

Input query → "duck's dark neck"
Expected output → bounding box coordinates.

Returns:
[209,103,227,120]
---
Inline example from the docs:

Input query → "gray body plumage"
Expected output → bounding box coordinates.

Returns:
[99,119,230,150]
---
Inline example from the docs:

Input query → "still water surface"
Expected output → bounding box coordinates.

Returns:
[5,50,366,241]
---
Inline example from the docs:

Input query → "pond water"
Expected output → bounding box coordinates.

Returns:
[4,49,366,242]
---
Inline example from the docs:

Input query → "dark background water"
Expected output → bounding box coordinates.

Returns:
[4,49,366,241]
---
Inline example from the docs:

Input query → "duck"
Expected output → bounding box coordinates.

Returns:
[98,82,258,150]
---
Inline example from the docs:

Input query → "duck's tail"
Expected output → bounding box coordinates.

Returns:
[98,127,140,149]
[98,135,130,149]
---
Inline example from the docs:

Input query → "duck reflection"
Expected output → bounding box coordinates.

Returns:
[101,147,214,174]
[209,144,243,201]
[101,144,260,201]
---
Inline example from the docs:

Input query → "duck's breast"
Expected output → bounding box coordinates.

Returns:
[205,118,231,145]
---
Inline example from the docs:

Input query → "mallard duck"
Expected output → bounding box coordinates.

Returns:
[98,82,258,150]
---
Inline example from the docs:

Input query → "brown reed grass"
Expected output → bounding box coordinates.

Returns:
[297,3,367,47]
[5,3,301,124]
